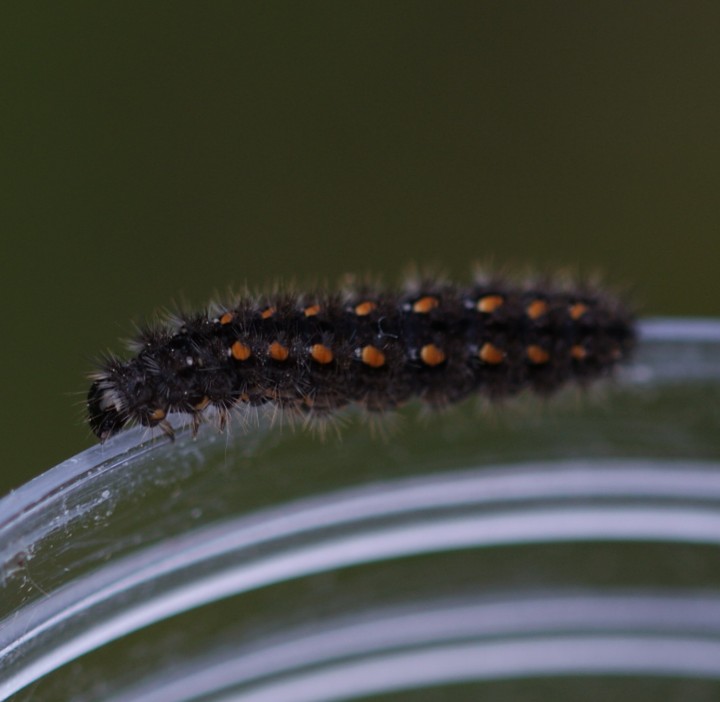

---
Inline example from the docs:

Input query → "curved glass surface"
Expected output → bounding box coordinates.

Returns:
[1,318,720,701]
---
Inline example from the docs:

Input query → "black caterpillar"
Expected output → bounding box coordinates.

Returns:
[87,272,636,441]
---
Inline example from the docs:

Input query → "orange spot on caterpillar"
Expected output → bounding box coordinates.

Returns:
[269,341,290,361]
[231,341,252,361]
[310,343,334,364]
[219,312,234,325]
[571,345,587,360]
[261,307,276,319]
[527,345,550,364]
[361,345,386,368]
[420,343,446,366]
[354,301,377,316]
[304,304,321,317]
[526,299,549,320]
[413,296,439,314]
[478,342,505,364]
[569,302,589,320]
[149,408,166,422]
[476,295,504,313]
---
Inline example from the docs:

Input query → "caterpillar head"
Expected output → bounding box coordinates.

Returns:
[87,377,128,440]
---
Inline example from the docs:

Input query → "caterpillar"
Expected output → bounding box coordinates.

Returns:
[87,271,636,441]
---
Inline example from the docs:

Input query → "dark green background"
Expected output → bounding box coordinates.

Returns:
[2,2,719,495]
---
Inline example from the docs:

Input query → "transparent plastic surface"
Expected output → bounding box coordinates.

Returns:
[1,319,720,701]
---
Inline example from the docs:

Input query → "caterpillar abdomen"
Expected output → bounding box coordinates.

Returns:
[87,274,636,441]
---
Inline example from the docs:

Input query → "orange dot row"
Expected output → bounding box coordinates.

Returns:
[219,304,322,325]
[362,344,446,368]
[230,340,335,365]
[227,339,593,369]
[479,342,588,365]
[231,340,593,366]
[227,341,446,369]
[218,298,590,324]
[476,296,589,321]
[353,296,589,320]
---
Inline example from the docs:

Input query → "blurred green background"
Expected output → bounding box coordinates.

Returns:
[2,1,719,495]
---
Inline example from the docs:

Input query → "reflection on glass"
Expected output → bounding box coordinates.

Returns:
[1,319,720,701]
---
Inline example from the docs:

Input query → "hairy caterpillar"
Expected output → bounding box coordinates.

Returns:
[87,272,635,441]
